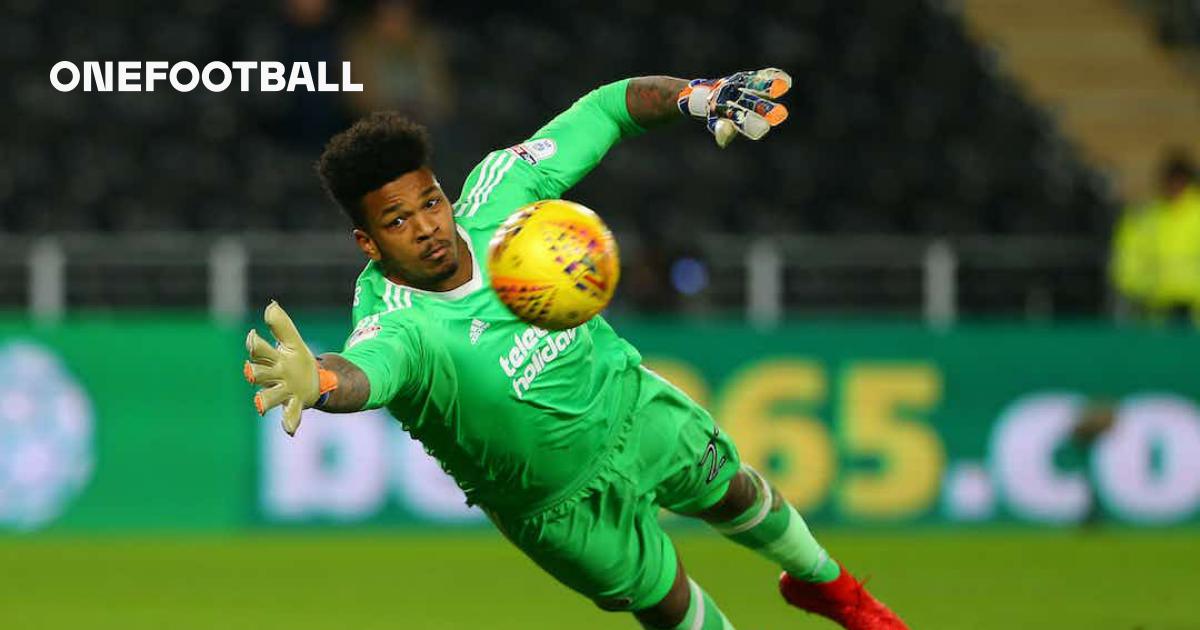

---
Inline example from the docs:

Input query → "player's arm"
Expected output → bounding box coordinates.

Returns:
[624,76,690,128]
[311,354,370,412]
[521,69,791,199]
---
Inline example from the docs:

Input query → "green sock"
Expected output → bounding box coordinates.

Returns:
[640,578,735,630]
[711,467,840,583]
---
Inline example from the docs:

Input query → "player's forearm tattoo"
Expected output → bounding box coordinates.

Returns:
[626,76,688,128]
[315,353,371,413]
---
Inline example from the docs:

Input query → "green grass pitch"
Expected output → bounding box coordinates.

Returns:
[2,529,1194,629]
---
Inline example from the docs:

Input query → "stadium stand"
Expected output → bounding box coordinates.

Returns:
[1,0,1118,314]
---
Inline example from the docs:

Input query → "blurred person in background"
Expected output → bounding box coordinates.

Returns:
[1111,150,1200,324]
[1111,186,1157,315]
[344,0,455,124]
[273,0,353,149]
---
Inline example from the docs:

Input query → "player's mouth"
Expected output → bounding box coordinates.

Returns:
[422,240,451,262]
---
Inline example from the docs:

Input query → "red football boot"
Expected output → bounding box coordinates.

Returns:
[778,564,909,629]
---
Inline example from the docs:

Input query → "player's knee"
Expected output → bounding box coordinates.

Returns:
[743,465,784,512]
[628,563,692,628]
[697,465,776,523]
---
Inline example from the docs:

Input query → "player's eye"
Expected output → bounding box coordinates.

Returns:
[424,197,440,210]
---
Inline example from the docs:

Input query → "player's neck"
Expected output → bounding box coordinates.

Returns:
[387,234,474,292]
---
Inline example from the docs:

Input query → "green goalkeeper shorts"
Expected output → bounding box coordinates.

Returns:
[486,365,741,612]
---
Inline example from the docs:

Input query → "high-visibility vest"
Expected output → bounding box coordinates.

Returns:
[1149,186,1200,307]
[1111,203,1158,302]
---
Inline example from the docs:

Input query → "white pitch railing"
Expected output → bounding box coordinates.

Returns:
[2,232,1106,324]
[923,240,959,327]
[28,237,66,323]
[209,237,249,325]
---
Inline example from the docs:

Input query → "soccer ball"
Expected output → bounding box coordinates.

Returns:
[487,200,620,330]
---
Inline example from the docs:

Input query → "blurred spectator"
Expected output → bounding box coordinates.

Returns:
[1111,192,1158,314]
[273,0,352,149]
[344,1,455,123]
[1111,150,1200,323]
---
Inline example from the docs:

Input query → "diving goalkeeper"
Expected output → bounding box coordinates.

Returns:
[243,70,907,630]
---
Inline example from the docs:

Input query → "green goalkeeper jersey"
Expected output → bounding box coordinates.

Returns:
[341,80,648,514]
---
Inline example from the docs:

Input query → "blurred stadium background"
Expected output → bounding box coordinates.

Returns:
[2,0,1200,628]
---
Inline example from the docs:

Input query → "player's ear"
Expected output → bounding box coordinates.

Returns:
[353,228,382,261]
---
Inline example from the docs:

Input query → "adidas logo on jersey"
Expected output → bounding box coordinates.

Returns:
[469,319,490,344]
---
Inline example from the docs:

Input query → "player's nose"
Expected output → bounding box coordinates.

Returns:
[412,213,439,240]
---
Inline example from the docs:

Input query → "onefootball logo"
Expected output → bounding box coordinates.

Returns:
[0,342,94,530]
[50,61,363,93]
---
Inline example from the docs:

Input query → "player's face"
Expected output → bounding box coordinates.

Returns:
[355,168,462,290]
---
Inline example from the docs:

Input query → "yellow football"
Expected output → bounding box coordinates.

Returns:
[487,200,620,330]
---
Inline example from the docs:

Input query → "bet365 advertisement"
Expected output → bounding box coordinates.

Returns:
[1,316,1198,532]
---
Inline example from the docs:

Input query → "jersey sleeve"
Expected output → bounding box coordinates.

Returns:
[520,78,645,199]
[452,79,645,228]
[339,312,425,410]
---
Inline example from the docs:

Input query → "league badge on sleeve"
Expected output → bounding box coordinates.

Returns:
[506,138,557,165]
[346,321,382,348]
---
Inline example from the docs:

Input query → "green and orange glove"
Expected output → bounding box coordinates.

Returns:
[678,68,792,148]
[243,301,338,436]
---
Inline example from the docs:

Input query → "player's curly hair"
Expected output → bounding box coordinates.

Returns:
[316,112,432,228]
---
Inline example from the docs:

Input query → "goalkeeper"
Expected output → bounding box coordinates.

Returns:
[244,71,907,630]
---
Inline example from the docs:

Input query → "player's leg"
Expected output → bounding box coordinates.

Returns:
[635,366,907,629]
[634,556,734,630]
[693,466,837,582]
[690,466,908,629]
[635,367,836,581]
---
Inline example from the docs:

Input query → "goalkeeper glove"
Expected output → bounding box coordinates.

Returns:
[678,68,792,148]
[243,301,338,436]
